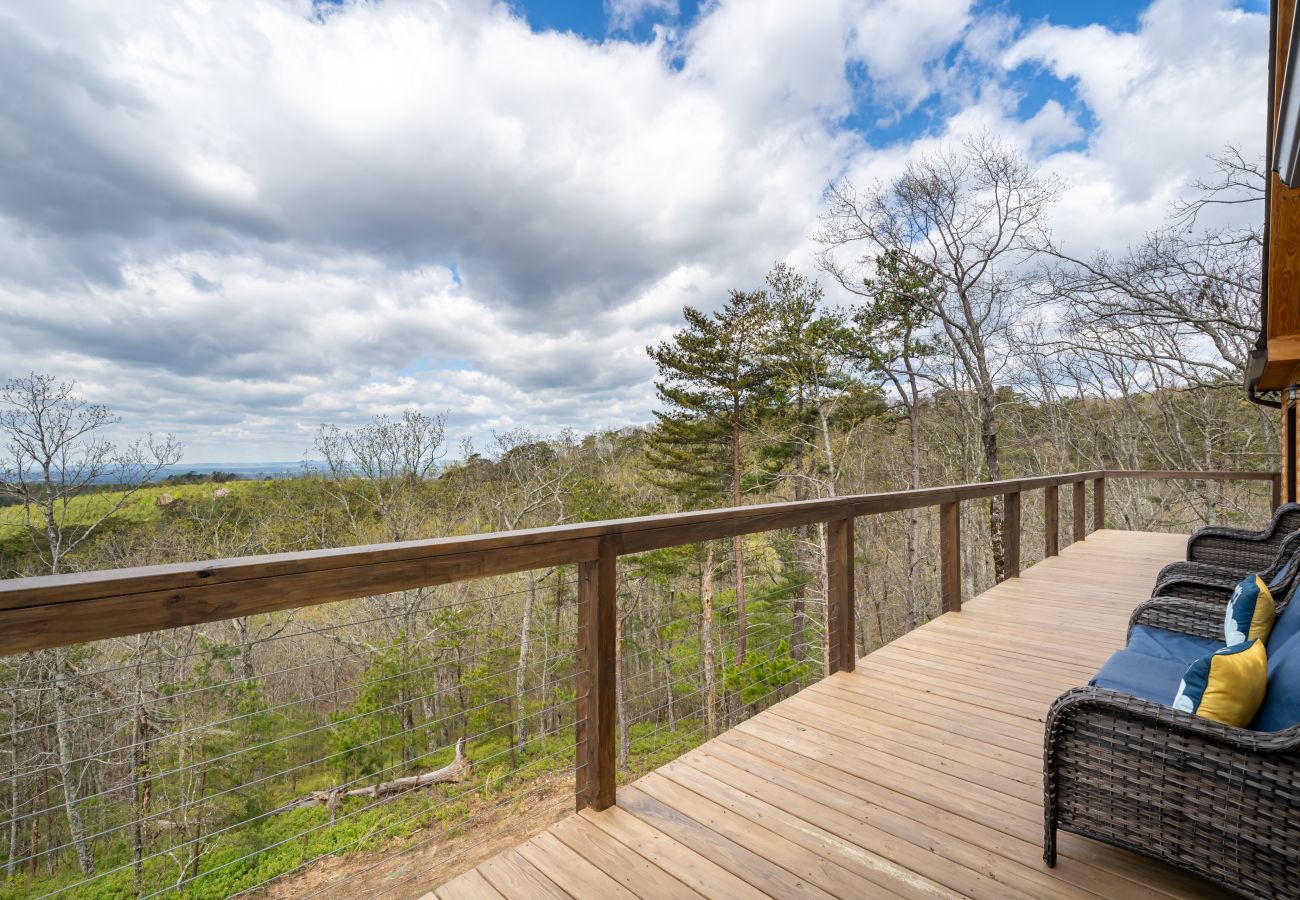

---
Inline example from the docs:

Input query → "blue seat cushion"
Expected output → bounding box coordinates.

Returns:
[1127,625,1221,667]
[1090,649,1187,705]
[1255,634,1300,731]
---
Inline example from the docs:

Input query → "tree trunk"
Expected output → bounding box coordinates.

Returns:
[905,398,922,631]
[50,648,95,876]
[515,571,536,754]
[6,686,18,880]
[131,648,153,898]
[279,739,471,813]
[980,389,1006,584]
[731,413,747,662]
[616,610,628,771]
[701,543,718,739]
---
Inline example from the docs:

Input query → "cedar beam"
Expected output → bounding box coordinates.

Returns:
[1093,477,1106,532]
[939,501,961,613]
[1044,485,1059,558]
[576,537,617,811]
[1003,491,1021,579]
[827,517,856,673]
[1072,481,1086,543]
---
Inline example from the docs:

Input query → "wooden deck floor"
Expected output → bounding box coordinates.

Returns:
[432,529,1233,900]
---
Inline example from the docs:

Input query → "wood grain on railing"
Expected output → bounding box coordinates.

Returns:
[0,469,1279,658]
[1094,477,1106,531]
[939,501,961,613]
[575,536,617,811]
[1072,481,1086,544]
[1003,491,1021,579]
[827,517,855,673]
[1044,484,1060,558]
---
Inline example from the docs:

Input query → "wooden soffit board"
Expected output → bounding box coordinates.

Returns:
[1263,0,1300,389]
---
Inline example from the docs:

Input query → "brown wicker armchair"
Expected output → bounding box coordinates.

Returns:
[1046,595,1300,898]
[1152,531,1300,604]
[1183,503,1300,571]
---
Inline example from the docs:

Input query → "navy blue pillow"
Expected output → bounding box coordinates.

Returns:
[1255,634,1300,731]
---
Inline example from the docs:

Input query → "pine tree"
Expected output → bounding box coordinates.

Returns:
[852,250,943,629]
[646,291,771,729]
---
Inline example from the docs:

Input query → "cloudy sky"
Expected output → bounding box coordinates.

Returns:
[0,0,1270,462]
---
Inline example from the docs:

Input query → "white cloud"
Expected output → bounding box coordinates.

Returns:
[1006,0,1266,253]
[0,0,1271,461]
[605,0,678,33]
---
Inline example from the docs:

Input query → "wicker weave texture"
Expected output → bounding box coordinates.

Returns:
[1184,505,1300,570]
[1051,530,1300,899]
[1045,687,1300,899]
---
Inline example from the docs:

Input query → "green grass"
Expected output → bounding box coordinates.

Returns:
[0,481,267,529]
[0,481,269,566]
[1,719,707,899]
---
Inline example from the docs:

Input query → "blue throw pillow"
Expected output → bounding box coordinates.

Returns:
[1225,575,1275,646]
[1173,640,1268,727]
[1255,634,1300,731]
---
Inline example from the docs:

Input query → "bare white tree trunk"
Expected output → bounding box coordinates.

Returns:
[514,571,536,753]
[50,649,94,875]
[701,543,717,739]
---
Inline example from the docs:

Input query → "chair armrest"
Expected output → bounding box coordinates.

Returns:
[1127,597,1226,641]
[1047,685,1300,757]
[1153,559,1237,585]
[1151,572,1239,603]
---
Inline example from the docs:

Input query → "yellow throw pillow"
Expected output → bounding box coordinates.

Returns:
[1224,574,1275,646]
[1172,639,1268,727]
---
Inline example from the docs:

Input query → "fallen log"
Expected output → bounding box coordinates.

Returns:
[275,737,471,816]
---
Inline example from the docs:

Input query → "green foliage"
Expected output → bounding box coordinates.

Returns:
[723,639,812,706]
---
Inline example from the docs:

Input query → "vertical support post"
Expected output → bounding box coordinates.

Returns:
[1072,481,1086,544]
[1044,485,1059,558]
[1274,472,1284,512]
[827,517,856,673]
[1003,491,1021,579]
[1093,477,1106,532]
[575,536,617,811]
[1287,390,1298,505]
[939,501,961,613]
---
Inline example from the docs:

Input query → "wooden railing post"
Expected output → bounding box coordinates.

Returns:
[1072,480,1086,543]
[939,501,961,613]
[1274,472,1284,512]
[827,517,856,673]
[1003,491,1020,579]
[1093,477,1106,532]
[1044,485,1059,557]
[576,536,617,811]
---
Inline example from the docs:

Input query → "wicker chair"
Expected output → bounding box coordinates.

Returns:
[1153,530,1300,604]
[1045,594,1300,898]
[1183,503,1300,571]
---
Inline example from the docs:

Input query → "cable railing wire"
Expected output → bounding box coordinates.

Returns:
[6,671,585,871]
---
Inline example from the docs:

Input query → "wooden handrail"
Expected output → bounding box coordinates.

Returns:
[0,468,1278,659]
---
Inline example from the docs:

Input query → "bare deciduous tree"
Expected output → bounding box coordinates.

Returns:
[817,134,1059,581]
[0,373,180,877]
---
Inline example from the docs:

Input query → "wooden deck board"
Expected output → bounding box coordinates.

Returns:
[435,529,1235,899]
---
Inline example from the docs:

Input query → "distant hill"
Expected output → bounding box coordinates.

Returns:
[141,462,312,482]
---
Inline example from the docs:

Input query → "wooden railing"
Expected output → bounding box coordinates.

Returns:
[0,468,1280,813]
